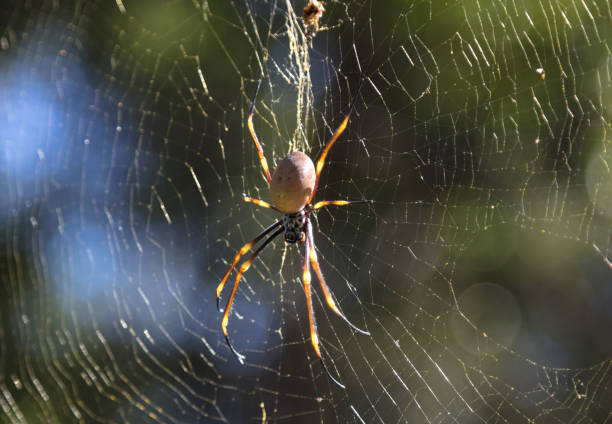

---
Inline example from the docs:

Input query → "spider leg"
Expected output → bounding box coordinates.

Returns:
[243,194,279,212]
[308,80,364,204]
[221,226,283,363]
[312,199,372,210]
[216,220,282,311]
[247,79,272,184]
[307,222,370,336]
[303,221,346,389]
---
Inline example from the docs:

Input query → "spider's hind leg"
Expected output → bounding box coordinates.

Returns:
[302,221,346,388]
[306,222,370,336]
[220,226,283,362]
[216,220,282,310]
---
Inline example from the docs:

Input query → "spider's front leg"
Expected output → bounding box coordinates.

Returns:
[247,80,272,184]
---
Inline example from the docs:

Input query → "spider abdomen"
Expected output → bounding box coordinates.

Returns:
[270,151,315,214]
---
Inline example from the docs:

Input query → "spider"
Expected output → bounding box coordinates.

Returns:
[216,80,370,388]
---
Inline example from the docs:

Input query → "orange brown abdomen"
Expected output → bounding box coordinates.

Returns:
[270,151,316,214]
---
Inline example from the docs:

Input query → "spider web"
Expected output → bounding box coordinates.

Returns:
[1,0,611,422]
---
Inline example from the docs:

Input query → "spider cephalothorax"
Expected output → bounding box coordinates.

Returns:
[216,79,370,388]
[282,207,309,243]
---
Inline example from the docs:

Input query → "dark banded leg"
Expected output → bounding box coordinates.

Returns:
[216,220,282,310]
[221,227,284,362]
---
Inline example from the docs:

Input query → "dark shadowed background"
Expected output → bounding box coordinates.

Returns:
[1,0,611,422]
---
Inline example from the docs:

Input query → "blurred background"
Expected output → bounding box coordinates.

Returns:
[1,0,611,422]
